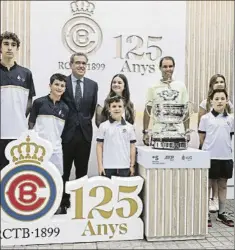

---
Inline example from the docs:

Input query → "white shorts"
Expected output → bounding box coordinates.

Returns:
[50,153,63,175]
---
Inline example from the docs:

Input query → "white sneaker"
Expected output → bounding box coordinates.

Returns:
[213,198,219,211]
[209,198,217,213]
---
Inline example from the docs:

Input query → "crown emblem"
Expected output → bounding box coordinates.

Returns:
[10,136,46,166]
[70,0,95,16]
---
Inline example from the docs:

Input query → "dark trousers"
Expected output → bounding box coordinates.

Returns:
[0,139,15,171]
[104,168,130,179]
[61,126,91,207]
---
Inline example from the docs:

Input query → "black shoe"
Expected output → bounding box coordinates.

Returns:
[54,207,61,215]
[60,205,67,214]
[217,212,234,227]
[56,205,67,214]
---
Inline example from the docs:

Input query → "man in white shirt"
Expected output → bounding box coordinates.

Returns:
[143,56,189,145]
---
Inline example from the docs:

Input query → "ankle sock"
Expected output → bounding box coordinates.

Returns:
[219,202,225,214]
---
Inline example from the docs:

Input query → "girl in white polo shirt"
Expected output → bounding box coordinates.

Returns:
[198,74,233,213]
[198,89,234,227]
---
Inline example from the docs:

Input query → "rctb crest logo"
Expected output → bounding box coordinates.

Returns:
[0,131,63,223]
[62,0,103,55]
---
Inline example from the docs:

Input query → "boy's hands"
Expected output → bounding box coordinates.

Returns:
[130,166,135,176]
[98,165,106,176]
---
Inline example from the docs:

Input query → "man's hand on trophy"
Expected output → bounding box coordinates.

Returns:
[143,133,150,146]
[185,129,194,142]
[186,134,191,142]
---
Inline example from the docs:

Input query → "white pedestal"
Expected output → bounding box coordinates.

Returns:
[136,146,210,241]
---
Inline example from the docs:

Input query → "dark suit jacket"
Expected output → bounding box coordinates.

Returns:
[61,75,98,143]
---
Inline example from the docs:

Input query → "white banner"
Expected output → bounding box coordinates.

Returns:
[30,0,186,176]
[1,131,144,246]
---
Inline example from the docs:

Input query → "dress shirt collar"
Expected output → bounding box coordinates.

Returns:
[71,74,84,83]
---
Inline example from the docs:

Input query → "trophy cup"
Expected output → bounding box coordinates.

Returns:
[145,101,194,150]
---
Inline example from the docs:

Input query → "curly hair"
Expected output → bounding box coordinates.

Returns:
[205,74,231,113]
[0,31,20,48]
[100,74,135,124]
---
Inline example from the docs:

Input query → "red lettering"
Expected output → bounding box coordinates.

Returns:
[18,182,37,203]
[6,174,46,212]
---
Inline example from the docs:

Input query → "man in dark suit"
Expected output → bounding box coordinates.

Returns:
[59,52,98,214]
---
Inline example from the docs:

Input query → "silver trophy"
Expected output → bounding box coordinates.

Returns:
[145,101,194,150]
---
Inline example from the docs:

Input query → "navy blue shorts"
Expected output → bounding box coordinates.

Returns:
[103,168,130,179]
[209,159,234,179]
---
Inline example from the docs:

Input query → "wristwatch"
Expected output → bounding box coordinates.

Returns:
[142,129,149,134]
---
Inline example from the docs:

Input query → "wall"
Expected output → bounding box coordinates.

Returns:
[185,1,234,110]
[1,1,234,110]
[1,1,31,66]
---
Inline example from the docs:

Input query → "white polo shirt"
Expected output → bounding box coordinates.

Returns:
[198,110,234,159]
[96,118,136,169]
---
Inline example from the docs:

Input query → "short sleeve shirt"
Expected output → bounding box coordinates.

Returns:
[146,80,189,133]
[29,95,69,153]
[198,110,234,159]
[0,63,36,139]
[96,118,136,169]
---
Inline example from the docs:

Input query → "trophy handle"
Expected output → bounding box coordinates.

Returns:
[145,101,153,118]
[183,101,195,122]
[184,129,194,135]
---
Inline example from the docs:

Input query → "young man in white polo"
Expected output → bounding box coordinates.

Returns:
[28,73,69,175]
[96,95,136,178]
[198,88,234,227]
[0,31,36,170]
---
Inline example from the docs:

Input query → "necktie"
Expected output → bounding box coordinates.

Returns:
[75,79,82,110]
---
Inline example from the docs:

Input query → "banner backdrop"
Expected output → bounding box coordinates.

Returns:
[30,1,186,176]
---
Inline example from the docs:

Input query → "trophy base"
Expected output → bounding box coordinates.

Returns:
[151,137,188,150]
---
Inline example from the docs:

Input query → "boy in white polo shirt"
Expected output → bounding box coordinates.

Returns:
[198,89,234,227]
[96,95,136,178]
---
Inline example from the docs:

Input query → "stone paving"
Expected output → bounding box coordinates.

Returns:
[2,200,234,249]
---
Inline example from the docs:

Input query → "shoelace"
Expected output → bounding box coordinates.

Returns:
[226,212,234,218]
